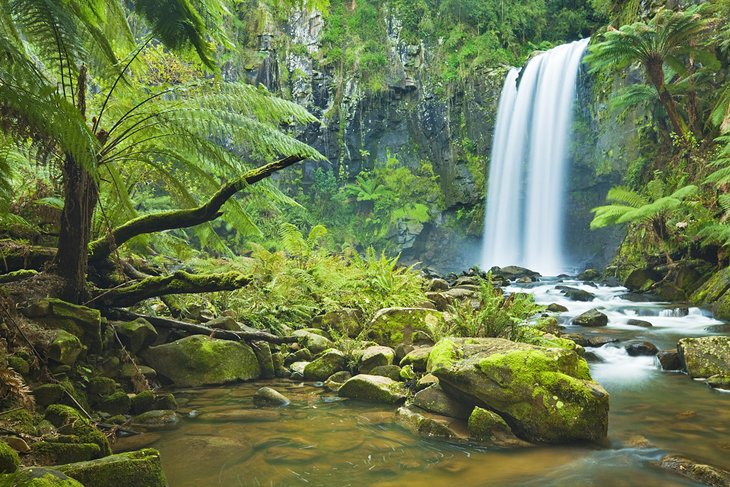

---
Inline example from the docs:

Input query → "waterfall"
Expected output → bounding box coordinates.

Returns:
[481,39,589,275]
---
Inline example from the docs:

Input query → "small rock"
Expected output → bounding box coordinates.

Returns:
[289,361,309,380]
[0,440,20,473]
[428,278,450,292]
[468,406,531,448]
[253,387,290,406]
[113,318,158,352]
[706,374,730,390]
[412,384,472,419]
[572,309,608,327]
[1,436,30,453]
[399,346,432,372]
[303,349,346,381]
[291,330,333,355]
[547,303,568,312]
[625,341,658,357]
[359,345,395,373]
[58,448,167,487]
[557,286,596,302]
[205,316,240,331]
[677,336,730,379]
[577,269,601,281]
[324,371,352,392]
[131,410,179,430]
[395,406,468,440]
[627,319,653,328]
[660,454,730,487]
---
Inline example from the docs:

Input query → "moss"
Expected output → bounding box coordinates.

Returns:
[130,391,155,415]
[0,441,20,474]
[367,308,443,348]
[467,407,512,441]
[426,338,461,373]
[44,405,111,457]
[57,448,167,487]
[337,374,407,404]
[0,467,84,486]
[140,335,260,387]
[48,331,83,366]
[520,327,579,351]
[31,441,101,465]
[303,349,347,381]
[113,319,158,353]
[95,391,131,416]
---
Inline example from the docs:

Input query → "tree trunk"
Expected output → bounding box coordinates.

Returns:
[53,156,98,303]
[51,67,98,303]
[645,60,688,141]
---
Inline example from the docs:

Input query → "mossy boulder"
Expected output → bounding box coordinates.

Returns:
[291,330,333,355]
[572,309,608,327]
[130,391,155,415]
[95,391,131,416]
[1,467,84,486]
[660,455,730,487]
[311,308,363,337]
[430,337,609,443]
[303,349,347,381]
[338,374,407,404]
[399,346,432,372]
[112,319,158,353]
[57,448,168,487]
[130,410,179,430]
[358,346,395,373]
[44,405,110,457]
[323,371,352,392]
[86,378,118,398]
[547,303,568,312]
[253,387,290,406]
[251,341,275,380]
[47,330,83,366]
[140,335,260,387]
[395,405,468,440]
[677,336,730,379]
[412,384,472,419]
[624,269,662,292]
[366,308,443,347]
[690,266,730,305]
[557,286,595,302]
[25,299,102,353]
[33,382,86,410]
[31,441,101,465]
[0,441,19,473]
[426,338,462,373]
[468,406,531,448]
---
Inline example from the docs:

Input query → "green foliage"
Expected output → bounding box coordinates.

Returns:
[175,225,427,333]
[435,275,544,342]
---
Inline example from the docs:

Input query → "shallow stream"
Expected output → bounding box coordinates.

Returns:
[115,280,729,486]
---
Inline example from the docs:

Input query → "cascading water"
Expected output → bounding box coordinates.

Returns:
[481,38,590,275]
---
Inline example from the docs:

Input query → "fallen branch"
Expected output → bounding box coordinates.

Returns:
[93,270,252,307]
[106,308,296,344]
[0,241,56,273]
[88,155,305,263]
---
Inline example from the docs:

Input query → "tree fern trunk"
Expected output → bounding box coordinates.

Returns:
[645,60,687,141]
[53,155,98,303]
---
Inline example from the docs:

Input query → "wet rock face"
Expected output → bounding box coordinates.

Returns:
[429,337,609,443]
[677,336,730,379]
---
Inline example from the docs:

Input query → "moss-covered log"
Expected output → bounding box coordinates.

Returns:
[107,309,296,344]
[88,155,304,263]
[94,271,251,307]
[0,241,56,273]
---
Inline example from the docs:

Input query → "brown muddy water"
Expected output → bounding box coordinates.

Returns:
[114,281,730,487]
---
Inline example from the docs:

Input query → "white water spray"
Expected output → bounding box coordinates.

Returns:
[481,39,589,275]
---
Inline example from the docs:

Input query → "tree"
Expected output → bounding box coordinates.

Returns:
[584,7,711,141]
[590,181,698,261]
[0,1,323,302]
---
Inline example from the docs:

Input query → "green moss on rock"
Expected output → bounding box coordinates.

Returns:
[113,319,158,353]
[1,467,84,486]
[677,336,730,379]
[0,441,20,474]
[338,374,407,404]
[31,441,101,465]
[303,349,347,381]
[140,335,260,387]
[44,405,110,457]
[57,448,168,487]
[426,338,461,373]
[367,308,443,347]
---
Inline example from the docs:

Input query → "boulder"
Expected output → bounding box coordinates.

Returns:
[57,448,168,487]
[557,286,595,302]
[707,374,730,389]
[428,278,450,292]
[251,341,275,380]
[660,454,730,487]
[494,266,541,281]
[95,391,131,416]
[141,335,260,387]
[131,410,179,430]
[0,468,84,486]
[358,346,395,373]
[113,318,158,353]
[657,350,682,371]
[366,308,443,347]
[412,384,472,419]
[204,316,240,331]
[368,365,402,381]
[677,336,730,378]
[572,309,608,327]
[624,269,662,292]
[338,375,407,404]
[577,269,601,281]
[395,406,468,440]
[324,371,352,392]
[0,441,19,473]
[467,406,531,448]
[24,298,102,353]
[47,331,83,366]
[399,346,432,372]
[625,341,658,357]
[303,349,347,381]
[44,405,110,457]
[253,387,290,406]
[31,442,101,465]
[429,337,609,443]
[291,330,333,355]
[312,308,363,337]
[289,361,309,380]
[425,292,451,311]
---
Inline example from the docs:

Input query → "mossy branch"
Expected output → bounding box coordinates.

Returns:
[95,271,252,307]
[88,155,305,263]
[0,242,57,273]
